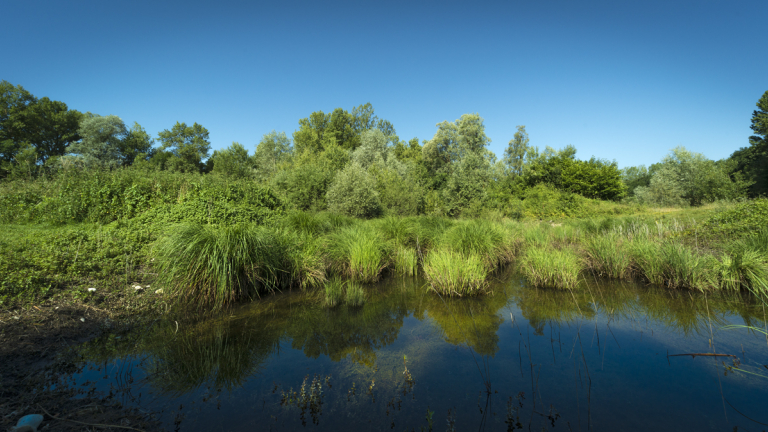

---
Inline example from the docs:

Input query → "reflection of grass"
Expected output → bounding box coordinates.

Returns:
[324,277,344,307]
[519,246,582,289]
[345,282,366,306]
[393,245,418,276]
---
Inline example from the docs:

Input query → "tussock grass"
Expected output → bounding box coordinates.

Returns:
[376,216,417,247]
[440,219,514,270]
[423,249,487,296]
[154,224,290,310]
[281,211,331,236]
[661,243,716,290]
[520,246,583,289]
[522,225,551,249]
[327,226,387,283]
[586,234,631,279]
[286,232,326,289]
[628,239,666,285]
[393,245,418,276]
[717,250,768,296]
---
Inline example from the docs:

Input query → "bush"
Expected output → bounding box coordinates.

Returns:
[325,163,382,218]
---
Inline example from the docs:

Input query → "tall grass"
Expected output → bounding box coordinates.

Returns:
[286,231,326,289]
[327,226,387,283]
[628,239,666,285]
[440,219,514,271]
[323,277,344,307]
[519,246,583,289]
[154,224,290,310]
[586,234,631,279]
[392,245,418,276]
[423,250,487,296]
[661,243,715,290]
[717,250,768,296]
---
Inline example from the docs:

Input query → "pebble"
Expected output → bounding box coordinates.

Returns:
[80,318,85,322]
[87,288,96,292]
[155,288,163,294]
[133,285,143,290]
[12,413,43,432]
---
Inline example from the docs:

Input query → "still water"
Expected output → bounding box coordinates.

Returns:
[73,272,768,431]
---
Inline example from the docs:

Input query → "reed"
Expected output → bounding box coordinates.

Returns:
[154,224,290,310]
[423,249,487,296]
[519,246,583,289]
[327,226,387,283]
[585,234,631,279]
[376,216,417,247]
[286,232,327,289]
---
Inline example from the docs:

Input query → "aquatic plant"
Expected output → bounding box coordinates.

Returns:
[585,234,631,279]
[376,216,417,247]
[423,249,487,296]
[519,246,583,289]
[286,231,327,289]
[392,245,418,276]
[628,238,666,285]
[327,226,387,283]
[717,249,768,295]
[661,242,716,290]
[154,224,290,309]
[440,219,514,270]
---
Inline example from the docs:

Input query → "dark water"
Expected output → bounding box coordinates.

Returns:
[72,272,768,431]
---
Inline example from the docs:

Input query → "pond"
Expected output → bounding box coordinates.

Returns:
[71,272,768,431]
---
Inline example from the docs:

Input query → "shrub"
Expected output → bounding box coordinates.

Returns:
[325,163,382,218]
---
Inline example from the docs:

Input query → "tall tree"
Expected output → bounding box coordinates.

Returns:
[503,125,530,176]
[210,142,253,179]
[729,90,768,196]
[68,114,127,168]
[120,122,155,165]
[157,122,211,173]
[253,130,292,181]
[0,80,37,163]
[9,96,82,163]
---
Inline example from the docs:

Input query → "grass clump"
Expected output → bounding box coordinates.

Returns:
[392,245,418,276]
[628,239,666,285]
[423,250,487,296]
[520,246,583,289]
[717,249,768,296]
[440,219,513,271]
[586,234,631,279]
[327,225,387,283]
[154,224,290,310]
[660,243,715,290]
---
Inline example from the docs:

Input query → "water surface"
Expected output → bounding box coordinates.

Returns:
[73,272,768,431]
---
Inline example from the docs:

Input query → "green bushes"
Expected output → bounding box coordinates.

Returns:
[519,246,583,289]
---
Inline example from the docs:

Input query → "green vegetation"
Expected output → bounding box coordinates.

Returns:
[2,82,768,310]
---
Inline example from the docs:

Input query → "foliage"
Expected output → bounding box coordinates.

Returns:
[728,90,768,197]
[698,199,768,238]
[503,125,530,177]
[253,130,292,181]
[156,122,211,173]
[326,225,387,283]
[68,114,128,168]
[210,142,253,179]
[326,163,382,218]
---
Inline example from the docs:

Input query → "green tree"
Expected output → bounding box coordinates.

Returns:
[120,122,155,166]
[210,142,253,179]
[253,130,292,181]
[0,80,37,164]
[68,114,127,168]
[12,97,83,163]
[326,162,382,218]
[503,125,530,176]
[157,122,211,173]
[729,90,768,196]
[620,165,652,196]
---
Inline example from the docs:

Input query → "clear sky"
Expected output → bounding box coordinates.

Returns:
[3,0,765,168]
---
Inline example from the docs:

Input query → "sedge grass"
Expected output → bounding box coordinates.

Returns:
[440,219,513,271]
[628,238,666,285]
[519,246,583,290]
[392,245,418,276]
[660,243,716,290]
[717,250,768,296]
[586,234,631,279]
[423,249,487,296]
[327,226,387,283]
[154,224,290,310]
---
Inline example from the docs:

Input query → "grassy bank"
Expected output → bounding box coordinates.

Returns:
[2,190,767,311]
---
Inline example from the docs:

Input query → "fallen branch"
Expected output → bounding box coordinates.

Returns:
[37,404,146,432]
[668,353,737,359]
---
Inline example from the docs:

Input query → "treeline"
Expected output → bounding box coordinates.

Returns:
[2,80,766,218]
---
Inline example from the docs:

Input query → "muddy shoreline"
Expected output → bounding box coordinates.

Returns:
[1,291,166,432]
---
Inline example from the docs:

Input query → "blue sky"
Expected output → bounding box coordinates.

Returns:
[3,0,765,168]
